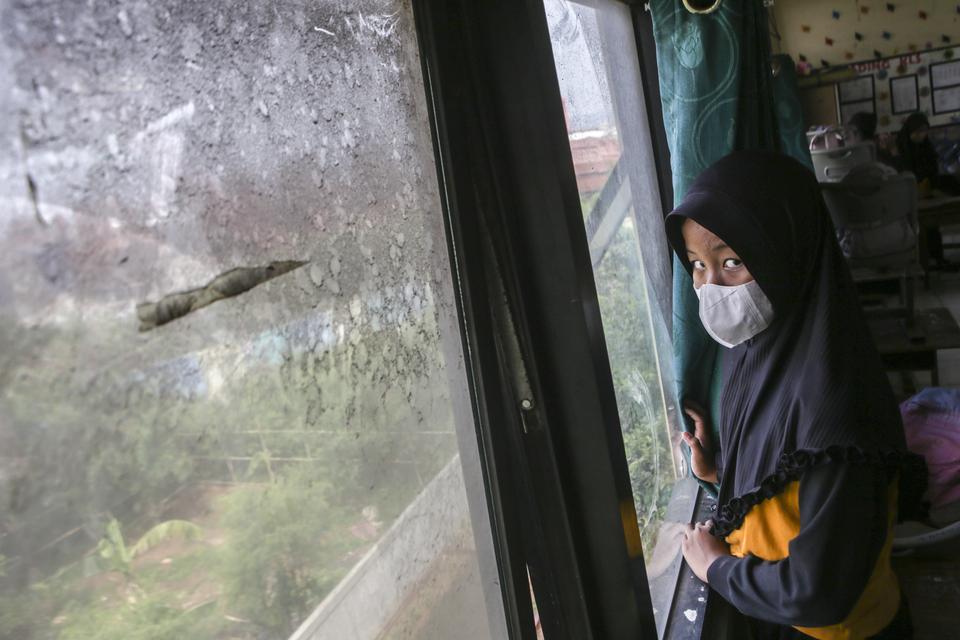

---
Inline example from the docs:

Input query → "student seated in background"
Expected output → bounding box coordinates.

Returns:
[895,113,960,196]
[847,111,896,167]
[896,113,960,269]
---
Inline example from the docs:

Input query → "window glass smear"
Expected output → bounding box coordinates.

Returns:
[543,1,690,634]
[0,2,504,639]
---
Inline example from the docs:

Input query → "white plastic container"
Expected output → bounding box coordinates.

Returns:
[810,143,877,183]
[807,125,877,183]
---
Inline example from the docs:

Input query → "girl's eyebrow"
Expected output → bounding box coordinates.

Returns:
[688,243,730,255]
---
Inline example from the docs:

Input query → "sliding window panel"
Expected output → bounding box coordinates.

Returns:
[416,0,686,637]
[0,2,507,639]
[543,1,694,635]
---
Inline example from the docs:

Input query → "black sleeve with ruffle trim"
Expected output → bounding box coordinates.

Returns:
[710,445,928,538]
[706,462,895,627]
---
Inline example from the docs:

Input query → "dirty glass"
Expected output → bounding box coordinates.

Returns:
[544,0,693,633]
[0,2,505,639]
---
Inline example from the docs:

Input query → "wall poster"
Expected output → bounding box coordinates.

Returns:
[837,75,875,126]
[890,75,919,115]
[931,60,960,115]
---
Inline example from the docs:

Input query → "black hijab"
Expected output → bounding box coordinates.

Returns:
[896,112,939,183]
[665,150,926,536]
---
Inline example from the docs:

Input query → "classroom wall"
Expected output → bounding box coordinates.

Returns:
[773,0,960,165]
[772,0,959,69]
[832,47,960,132]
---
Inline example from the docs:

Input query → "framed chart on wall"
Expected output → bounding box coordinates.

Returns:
[933,87,960,114]
[890,75,919,115]
[930,60,960,115]
[837,75,875,126]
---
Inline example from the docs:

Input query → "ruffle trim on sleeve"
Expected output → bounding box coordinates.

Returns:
[710,445,929,538]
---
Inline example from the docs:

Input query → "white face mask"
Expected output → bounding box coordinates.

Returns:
[694,280,774,348]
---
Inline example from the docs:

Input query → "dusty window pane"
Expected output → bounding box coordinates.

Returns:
[0,2,505,639]
[544,1,691,634]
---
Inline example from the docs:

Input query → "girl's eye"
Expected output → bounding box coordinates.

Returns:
[691,260,706,270]
[723,258,743,269]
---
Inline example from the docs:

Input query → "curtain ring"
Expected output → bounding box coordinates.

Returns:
[682,0,722,14]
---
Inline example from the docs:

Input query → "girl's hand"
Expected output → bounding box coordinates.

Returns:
[681,519,730,583]
[681,400,718,483]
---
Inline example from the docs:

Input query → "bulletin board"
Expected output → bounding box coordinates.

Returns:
[835,46,960,132]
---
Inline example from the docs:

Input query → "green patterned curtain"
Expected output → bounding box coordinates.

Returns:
[772,53,814,169]
[650,0,779,493]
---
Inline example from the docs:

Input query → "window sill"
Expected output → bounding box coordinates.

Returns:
[660,485,714,639]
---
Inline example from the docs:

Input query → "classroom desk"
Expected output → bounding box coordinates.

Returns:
[917,193,960,269]
[851,262,924,320]
[867,307,960,386]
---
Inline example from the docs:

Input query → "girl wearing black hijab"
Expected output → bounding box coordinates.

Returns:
[665,151,927,639]
[847,111,895,167]
[896,113,940,186]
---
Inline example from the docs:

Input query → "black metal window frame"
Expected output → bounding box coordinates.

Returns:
[412,0,687,638]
